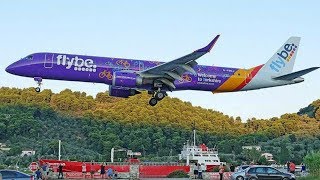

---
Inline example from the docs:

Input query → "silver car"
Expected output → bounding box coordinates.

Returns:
[231,165,251,180]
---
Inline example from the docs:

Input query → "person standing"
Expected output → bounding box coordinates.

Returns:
[193,163,198,179]
[289,161,296,174]
[230,164,235,172]
[219,164,225,180]
[286,161,290,172]
[35,167,42,180]
[41,163,47,180]
[107,168,113,179]
[301,163,306,176]
[100,163,106,179]
[58,163,64,179]
[197,164,203,179]
[82,162,87,178]
[90,162,95,179]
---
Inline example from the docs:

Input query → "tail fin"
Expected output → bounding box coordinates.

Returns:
[262,36,301,76]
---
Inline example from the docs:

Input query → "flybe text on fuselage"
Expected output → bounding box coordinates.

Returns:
[56,54,97,72]
[270,43,297,72]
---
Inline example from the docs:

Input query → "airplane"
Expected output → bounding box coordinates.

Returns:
[5,35,319,106]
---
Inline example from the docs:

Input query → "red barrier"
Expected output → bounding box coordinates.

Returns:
[39,159,130,173]
[139,165,190,178]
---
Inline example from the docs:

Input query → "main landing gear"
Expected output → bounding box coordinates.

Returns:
[148,91,167,106]
[34,77,42,93]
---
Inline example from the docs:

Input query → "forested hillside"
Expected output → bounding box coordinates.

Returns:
[0,87,319,167]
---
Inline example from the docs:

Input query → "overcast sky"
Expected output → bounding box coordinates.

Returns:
[1,1,319,120]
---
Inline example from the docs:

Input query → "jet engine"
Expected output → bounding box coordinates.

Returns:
[109,86,141,98]
[112,71,143,88]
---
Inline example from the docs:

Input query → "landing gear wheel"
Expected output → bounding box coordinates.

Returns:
[33,77,42,93]
[35,87,41,93]
[149,98,158,106]
[236,176,244,180]
[155,91,165,100]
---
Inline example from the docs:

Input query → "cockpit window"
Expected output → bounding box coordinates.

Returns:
[25,55,33,60]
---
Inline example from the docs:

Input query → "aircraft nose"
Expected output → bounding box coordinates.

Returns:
[5,63,14,74]
[5,61,20,75]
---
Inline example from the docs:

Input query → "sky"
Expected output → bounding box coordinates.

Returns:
[0,1,319,120]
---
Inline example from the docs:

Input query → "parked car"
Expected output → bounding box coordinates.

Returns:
[231,165,251,180]
[235,165,251,172]
[244,166,295,180]
[0,169,34,180]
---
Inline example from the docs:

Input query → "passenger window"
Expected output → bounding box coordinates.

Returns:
[255,167,266,173]
[267,168,279,174]
[248,168,255,173]
[25,55,33,60]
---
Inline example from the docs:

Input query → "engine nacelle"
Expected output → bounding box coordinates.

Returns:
[109,86,140,98]
[112,71,142,88]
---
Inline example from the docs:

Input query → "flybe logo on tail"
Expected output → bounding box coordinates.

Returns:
[270,43,298,72]
[56,55,97,72]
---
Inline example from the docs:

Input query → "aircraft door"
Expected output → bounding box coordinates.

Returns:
[44,53,54,68]
[139,62,145,71]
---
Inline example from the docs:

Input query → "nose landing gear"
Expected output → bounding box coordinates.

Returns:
[34,77,42,93]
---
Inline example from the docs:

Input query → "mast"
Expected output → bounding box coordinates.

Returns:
[58,140,61,161]
[193,120,196,147]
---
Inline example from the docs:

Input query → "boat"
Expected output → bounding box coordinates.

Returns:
[178,127,221,171]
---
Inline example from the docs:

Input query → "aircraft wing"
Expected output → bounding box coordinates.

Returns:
[139,35,220,89]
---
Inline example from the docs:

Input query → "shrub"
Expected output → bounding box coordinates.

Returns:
[303,151,320,176]
[167,170,189,178]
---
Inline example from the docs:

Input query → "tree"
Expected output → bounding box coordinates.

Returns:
[242,149,261,164]
[304,151,320,176]
[7,146,22,156]
[278,145,290,164]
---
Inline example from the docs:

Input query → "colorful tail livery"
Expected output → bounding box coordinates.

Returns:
[5,35,319,106]
[265,36,300,75]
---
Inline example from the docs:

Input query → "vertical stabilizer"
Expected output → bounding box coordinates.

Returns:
[261,36,300,76]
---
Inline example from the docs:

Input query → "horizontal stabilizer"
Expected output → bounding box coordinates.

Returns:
[273,67,319,81]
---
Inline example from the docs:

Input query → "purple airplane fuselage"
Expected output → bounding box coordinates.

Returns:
[6,52,242,92]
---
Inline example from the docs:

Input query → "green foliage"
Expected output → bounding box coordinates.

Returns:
[0,87,320,167]
[7,146,22,156]
[303,151,320,176]
[298,99,320,120]
[167,170,189,178]
[242,149,261,164]
[0,164,7,169]
[257,156,268,165]
[278,144,290,164]
[298,175,320,180]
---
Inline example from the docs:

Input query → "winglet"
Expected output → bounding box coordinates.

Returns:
[195,35,220,53]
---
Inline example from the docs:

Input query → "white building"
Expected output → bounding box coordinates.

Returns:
[242,146,261,151]
[261,153,275,162]
[0,143,11,151]
[21,150,36,157]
